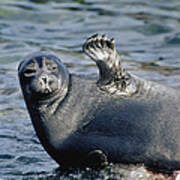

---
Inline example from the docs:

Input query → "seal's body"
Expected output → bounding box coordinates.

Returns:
[18,35,180,171]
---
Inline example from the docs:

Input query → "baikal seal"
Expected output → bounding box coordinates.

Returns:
[18,34,180,171]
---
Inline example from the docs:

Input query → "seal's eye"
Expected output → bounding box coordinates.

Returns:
[51,65,58,72]
[23,68,37,77]
[46,63,58,72]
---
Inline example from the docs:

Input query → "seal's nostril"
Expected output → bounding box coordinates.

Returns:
[42,77,47,84]
[40,75,48,84]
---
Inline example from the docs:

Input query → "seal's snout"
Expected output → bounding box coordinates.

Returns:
[39,74,53,87]
[40,74,48,84]
[37,73,57,94]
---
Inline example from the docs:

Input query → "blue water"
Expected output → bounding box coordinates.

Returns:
[0,0,180,179]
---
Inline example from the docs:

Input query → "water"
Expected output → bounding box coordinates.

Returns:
[0,0,180,179]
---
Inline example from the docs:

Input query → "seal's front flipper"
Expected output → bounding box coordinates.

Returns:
[83,34,121,85]
[87,149,108,169]
[83,34,138,96]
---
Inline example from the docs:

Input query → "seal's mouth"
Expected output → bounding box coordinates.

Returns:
[27,84,60,102]
[44,88,52,94]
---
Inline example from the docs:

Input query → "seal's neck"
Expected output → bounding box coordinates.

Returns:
[24,83,70,148]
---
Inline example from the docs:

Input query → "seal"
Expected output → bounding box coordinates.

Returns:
[18,35,180,172]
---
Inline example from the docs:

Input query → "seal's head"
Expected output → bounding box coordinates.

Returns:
[18,52,69,102]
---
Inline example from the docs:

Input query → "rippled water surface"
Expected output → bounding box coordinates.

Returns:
[0,0,180,179]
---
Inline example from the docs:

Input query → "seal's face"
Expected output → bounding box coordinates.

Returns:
[23,57,60,96]
[18,53,69,101]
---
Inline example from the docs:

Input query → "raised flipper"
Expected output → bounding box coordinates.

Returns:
[83,34,138,96]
